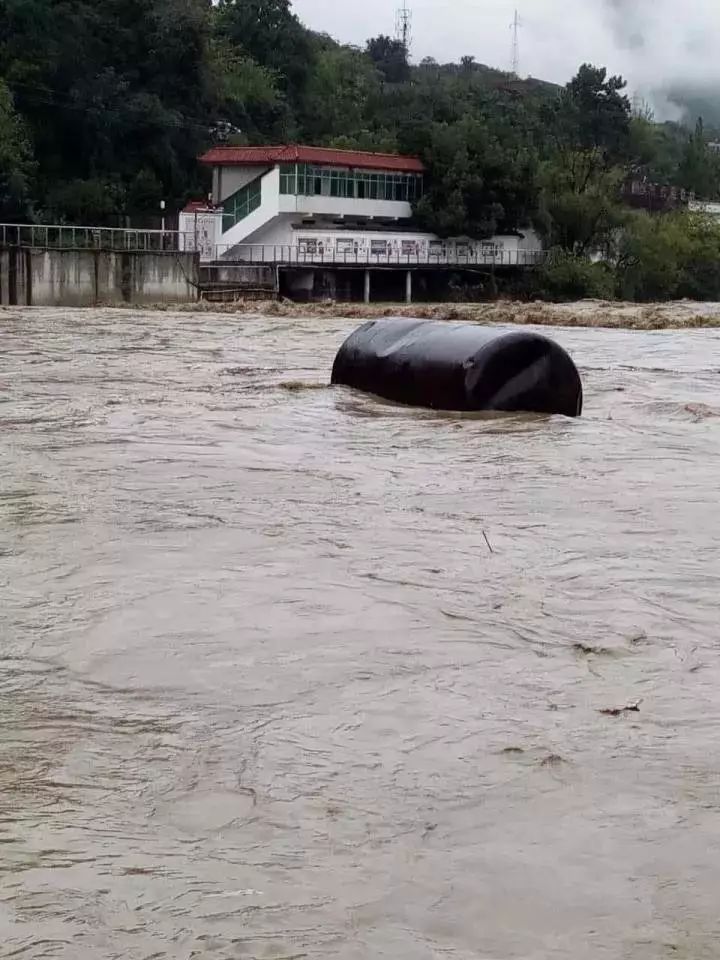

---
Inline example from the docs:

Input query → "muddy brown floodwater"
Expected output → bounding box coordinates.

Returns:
[1,307,720,960]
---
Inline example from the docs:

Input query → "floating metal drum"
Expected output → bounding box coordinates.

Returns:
[331,318,583,417]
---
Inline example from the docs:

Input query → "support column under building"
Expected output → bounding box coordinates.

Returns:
[364,269,371,304]
[405,269,412,304]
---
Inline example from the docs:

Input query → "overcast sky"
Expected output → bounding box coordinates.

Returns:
[291,0,720,113]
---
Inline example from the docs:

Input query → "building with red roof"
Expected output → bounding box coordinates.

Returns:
[180,143,426,260]
[178,143,542,281]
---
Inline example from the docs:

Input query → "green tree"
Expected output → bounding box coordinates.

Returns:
[537,162,626,254]
[538,64,632,253]
[628,117,687,184]
[0,0,215,222]
[0,78,34,219]
[617,210,720,301]
[545,64,632,176]
[538,250,616,301]
[365,35,410,84]
[42,178,126,223]
[301,40,382,144]
[215,0,313,106]
[409,114,539,238]
[209,39,290,141]
[677,118,720,199]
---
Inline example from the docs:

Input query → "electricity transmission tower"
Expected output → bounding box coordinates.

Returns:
[510,9,521,76]
[395,1,412,55]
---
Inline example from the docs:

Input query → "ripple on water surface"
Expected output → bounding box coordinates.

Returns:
[2,308,720,959]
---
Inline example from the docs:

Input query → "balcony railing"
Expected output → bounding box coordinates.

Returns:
[215,243,547,267]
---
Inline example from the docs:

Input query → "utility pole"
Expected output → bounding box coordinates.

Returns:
[510,9,521,76]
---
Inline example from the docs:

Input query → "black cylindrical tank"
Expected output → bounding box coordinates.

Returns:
[331,318,583,417]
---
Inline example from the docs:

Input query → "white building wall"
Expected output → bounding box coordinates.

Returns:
[222,222,543,263]
[278,193,413,220]
[238,214,296,249]
[218,166,282,252]
[215,165,269,203]
[689,200,720,216]
[493,229,543,252]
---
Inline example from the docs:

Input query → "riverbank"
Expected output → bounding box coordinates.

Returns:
[6,297,720,329]
[174,298,720,329]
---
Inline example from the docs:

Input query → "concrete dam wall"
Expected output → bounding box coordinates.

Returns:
[0,249,199,306]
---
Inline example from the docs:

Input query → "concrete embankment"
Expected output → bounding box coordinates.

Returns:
[0,249,198,306]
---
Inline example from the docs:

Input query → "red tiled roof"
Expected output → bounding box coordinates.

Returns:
[198,144,424,173]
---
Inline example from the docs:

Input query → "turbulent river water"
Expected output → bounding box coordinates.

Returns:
[1,308,720,960]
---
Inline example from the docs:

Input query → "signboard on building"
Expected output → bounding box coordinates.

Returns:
[178,205,223,261]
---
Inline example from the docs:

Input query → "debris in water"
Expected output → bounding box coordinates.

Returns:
[573,642,617,657]
[599,701,642,717]
[279,380,327,392]
[167,297,720,330]
[540,754,569,769]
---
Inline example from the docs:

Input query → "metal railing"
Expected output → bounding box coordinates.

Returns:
[213,243,547,268]
[0,222,185,251]
[0,223,547,267]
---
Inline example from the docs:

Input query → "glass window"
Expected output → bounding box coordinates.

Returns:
[298,237,317,255]
[280,167,421,203]
[331,172,349,198]
[279,163,295,194]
